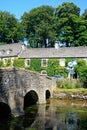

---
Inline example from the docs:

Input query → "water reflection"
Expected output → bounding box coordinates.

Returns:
[23,105,38,128]
[0,99,87,130]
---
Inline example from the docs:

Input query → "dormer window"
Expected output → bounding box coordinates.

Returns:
[7,49,12,54]
[0,50,5,55]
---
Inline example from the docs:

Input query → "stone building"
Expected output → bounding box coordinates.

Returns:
[0,43,87,70]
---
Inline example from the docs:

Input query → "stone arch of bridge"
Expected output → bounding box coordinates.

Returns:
[24,90,39,110]
[0,102,11,120]
[45,89,51,99]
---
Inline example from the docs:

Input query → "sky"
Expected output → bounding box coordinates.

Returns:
[0,0,86,19]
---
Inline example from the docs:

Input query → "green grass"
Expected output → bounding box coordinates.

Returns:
[53,88,87,95]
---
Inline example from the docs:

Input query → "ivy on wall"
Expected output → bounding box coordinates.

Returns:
[6,58,12,67]
[0,60,4,68]
[13,58,25,68]
[0,57,76,78]
[47,59,60,76]
[65,58,74,67]
[0,58,67,77]
[29,58,41,72]
[47,59,68,77]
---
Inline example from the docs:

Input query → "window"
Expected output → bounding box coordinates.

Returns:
[25,59,30,66]
[59,59,65,66]
[7,49,12,55]
[11,57,14,64]
[41,59,48,67]
[0,50,5,55]
[3,58,7,64]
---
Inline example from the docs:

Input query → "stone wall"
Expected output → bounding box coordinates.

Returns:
[0,68,56,117]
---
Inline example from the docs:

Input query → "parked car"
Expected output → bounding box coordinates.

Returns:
[53,75,63,79]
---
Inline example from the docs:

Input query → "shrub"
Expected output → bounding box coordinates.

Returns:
[56,79,82,89]
[56,80,62,88]
[0,60,4,68]
[6,58,12,67]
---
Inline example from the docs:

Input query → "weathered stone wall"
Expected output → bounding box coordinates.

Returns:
[0,68,56,117]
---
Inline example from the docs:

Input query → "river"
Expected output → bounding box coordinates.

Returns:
[0,99,87,130]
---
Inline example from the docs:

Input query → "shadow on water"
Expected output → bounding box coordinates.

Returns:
[23,104,38,128]
[0,102,12,130]
[0,99,87,130]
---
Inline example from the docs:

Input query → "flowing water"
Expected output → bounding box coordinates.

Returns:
[0,99,87,130]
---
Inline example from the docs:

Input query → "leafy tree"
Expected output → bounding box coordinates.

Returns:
[80,9,87,46]
[21,6,56,47]
[0,11,25,43]
[75,59,87,88]
[82,9,87,26]
[55,2,87,46]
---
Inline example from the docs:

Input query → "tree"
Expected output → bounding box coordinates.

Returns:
[75,59,87,88]
[82,9,87,24]
[21,6,56,47]
[80,9,87,46]
[55,2,87,46]
[79,65,87,88]
[0,11,25,43]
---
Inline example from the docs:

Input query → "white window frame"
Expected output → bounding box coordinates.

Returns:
[59,58,65,66]
[25,59,30,66]
[3,58,7,64]
[41,59,48,67]
[11,57,14,64]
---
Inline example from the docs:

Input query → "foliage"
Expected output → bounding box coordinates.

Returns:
[0,60,4,68]
[78,66,87,88]
[74,59,86,75]
[6,58,12,67]
[74,59,87,88]
[0,2,87,47]
[65,58,74,67]
[21,5,56,47]
[0,11,25,43]
[56,79,82,89]
[13,58,25,68]
[82,9,87,28]
[47,59,60,76]
[55,2,87,47]
[29,58,41,72]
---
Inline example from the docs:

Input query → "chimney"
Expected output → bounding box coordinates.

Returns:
[21,44,25,50]
[54,40,59,49]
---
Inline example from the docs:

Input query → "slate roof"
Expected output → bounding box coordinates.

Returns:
[0,43,87,58]
[20,46,87,58]
[0,43,23,58]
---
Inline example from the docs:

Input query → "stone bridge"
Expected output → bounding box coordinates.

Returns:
[0,68,56,117]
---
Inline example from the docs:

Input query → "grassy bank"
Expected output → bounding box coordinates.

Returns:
[53,88,87,95]
[53,88,87,100]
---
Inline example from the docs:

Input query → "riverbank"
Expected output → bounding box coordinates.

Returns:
[53,88,87,100]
